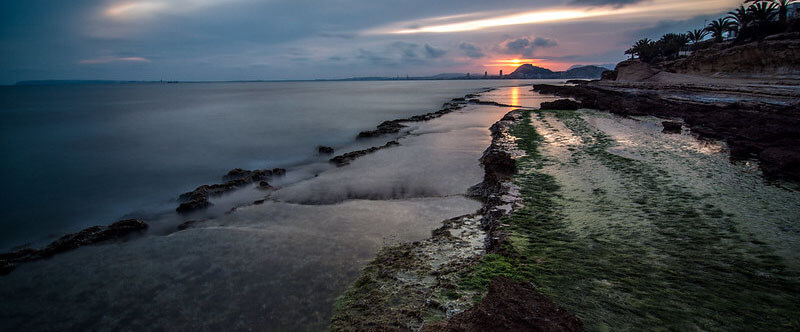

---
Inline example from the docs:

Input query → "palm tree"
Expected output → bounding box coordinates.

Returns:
[626,38,657,61]
[706,18,733,42]
[728,5,751,36]
[747,1,778,26]
[747,0,795,24]
[687,29,709,44]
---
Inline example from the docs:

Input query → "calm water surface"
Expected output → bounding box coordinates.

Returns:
[0,85,548,331]
[0,80,543,248]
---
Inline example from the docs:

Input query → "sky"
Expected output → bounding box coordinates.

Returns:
[0,0,742,84]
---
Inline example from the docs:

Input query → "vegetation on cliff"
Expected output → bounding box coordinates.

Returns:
[626,0,799,63]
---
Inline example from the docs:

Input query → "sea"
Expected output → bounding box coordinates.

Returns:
[0,80,543,248]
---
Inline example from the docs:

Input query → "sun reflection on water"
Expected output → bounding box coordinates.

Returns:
[510,87,519,106]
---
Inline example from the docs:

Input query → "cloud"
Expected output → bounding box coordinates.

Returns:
[458,42,485,58]
[103,0,246,20]
[79,56,151,64]
[356,42,435,66]
[423,44,447,58]
[498,37,557,57]
[567,0,647,7]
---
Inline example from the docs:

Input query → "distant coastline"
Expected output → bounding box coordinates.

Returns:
[10,65,611,86]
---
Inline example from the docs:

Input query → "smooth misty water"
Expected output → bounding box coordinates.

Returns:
[0,86,548,332]
[0,80,545,248]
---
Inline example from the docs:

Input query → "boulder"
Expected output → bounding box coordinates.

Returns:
[318,146,335,154]
[662,121,683,134]
[614,60,660,82]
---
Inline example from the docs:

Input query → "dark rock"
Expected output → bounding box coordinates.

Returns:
[565,79,590,85]
[0,260,14,276]
[329,140,400,166]
[423,276,583,332]
[177,219,201,230]
[356,98,469,139]
[176,198,212,213]
[253,199,266,205]
[318,146,335,154]
[601,69,618,81]
[258,181,273,189]
[223,168,251,181]
[358,120,407,138]
[177,167,286,212]
[0,219,149,271]
[540,99,580,110]
[532,83,800,181]
[760,147,800,180]
[662,121,683,134]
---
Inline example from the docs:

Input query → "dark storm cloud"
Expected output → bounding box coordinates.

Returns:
[458,43,485,58]
[499,37,558,58]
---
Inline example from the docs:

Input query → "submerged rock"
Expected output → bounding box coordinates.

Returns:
[318,146,335,154]
[0,260,14,275]
[422,276,583,332]
[176,219,202,230]
[0,219,148,274]
[662,121,683,134]
[177,167,286,213]
[540,99,580,110]
[356,97,468,139]
[329,140,400,166]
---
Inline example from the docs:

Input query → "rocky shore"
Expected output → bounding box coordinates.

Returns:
[533,81,800,181]
[0,219,148,275]
[331,110,582,331]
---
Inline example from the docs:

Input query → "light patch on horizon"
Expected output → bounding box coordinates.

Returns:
[372,0,740,34]
[484,59,541,66]
[79,56,151,64]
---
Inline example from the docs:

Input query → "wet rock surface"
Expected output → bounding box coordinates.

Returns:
[329,141,400,166]
[332,110,530,331]
[532,83,800,181]
[0,219,148,273]
[540,99,580,110]
[422,276,583,332]
[177,167,286,213]
[661,121,682,134]
[318,146,335,154]
[355,91,498,139]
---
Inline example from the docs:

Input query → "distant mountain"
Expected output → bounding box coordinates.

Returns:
[567,64,615,71]
[561,65,609,79]
[506,64,608,79]
[505,64,555,79]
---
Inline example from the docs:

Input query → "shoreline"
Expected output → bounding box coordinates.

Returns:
[331,109,582,331]
[0,85,512,275]
[533,81,800,182]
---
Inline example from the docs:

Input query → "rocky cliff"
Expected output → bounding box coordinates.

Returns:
[612,34,800,82]
[664,34,800,79]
